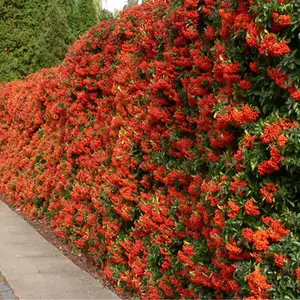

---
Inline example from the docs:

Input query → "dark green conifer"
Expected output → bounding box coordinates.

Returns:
[0,0,110,82]
[32,0,74,70]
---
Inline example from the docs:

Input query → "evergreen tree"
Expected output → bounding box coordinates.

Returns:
[0,0,109,82]
[123,0,139,9]
[0,0,49,81]
[32,0,74,70]
[98,7,113,22]
[69,0,99,37]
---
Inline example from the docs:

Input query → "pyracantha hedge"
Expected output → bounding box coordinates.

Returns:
[0,0,300,298]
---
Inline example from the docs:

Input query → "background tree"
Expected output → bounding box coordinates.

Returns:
[32,0,74,71]
[68,0,99,37]
[0,0,110,82]
[0,0,49,81]
[123,0,146,9]
[123,0,139,8]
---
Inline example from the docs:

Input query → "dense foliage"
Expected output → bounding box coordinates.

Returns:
[0,0,300,298]
[0,0,111,82]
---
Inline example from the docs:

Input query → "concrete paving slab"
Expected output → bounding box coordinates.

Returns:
[0,200,120,300]
[0,271,16,300]
[0,242,61,258]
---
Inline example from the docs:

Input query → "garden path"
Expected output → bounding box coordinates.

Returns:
[0,200,119,300]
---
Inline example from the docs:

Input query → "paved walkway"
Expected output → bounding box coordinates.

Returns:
[0,200,119,300]
[0,270,17,300]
